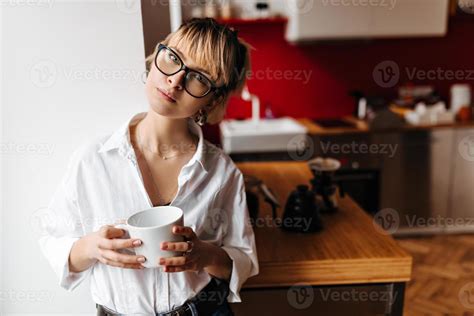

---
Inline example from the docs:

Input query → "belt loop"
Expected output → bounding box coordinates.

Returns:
[186,301,199,316]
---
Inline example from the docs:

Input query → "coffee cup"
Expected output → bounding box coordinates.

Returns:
[115,206,184,268]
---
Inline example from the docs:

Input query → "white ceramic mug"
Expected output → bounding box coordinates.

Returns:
[115,206,184,268]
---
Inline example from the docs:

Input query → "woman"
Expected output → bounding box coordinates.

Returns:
[38,18,259,315]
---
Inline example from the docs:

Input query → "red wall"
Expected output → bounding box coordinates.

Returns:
[204,15,474,143]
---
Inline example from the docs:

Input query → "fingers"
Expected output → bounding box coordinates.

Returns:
[159,256,187,267]
[160,256,197,272]
[161,241,191,252]
[172,226,196,239]
[98,249,146,269]
[163,266,188,272]
[99,225,126,239]
[98,236,142,250]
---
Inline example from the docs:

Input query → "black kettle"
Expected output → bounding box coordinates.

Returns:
[281,185,323,233]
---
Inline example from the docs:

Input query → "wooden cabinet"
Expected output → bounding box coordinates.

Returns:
[286,0,449,42]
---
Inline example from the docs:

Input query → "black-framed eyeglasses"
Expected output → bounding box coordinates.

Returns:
[154,43,225,98]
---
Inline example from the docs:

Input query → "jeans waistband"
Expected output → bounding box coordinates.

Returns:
[96,277,230,316]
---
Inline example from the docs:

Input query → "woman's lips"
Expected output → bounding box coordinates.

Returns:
[156,88,176,103]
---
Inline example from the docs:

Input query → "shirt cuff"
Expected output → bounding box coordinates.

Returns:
[220,246,257,303]
[60,237,94,291]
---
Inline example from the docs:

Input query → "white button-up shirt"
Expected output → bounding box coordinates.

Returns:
[38,111,259,314]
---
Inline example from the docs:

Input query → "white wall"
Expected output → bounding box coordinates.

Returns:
[2,1,147,314]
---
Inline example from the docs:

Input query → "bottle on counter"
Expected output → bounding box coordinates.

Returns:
[255,1,270,18]
[450,84,472,121]
[220,0,233,19]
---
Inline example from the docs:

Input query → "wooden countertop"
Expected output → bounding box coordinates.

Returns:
[237,161,412,289]
[298,116,474,136]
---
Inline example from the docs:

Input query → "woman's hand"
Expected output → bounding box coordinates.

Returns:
[158,225,216,273]
[83,225,147,270]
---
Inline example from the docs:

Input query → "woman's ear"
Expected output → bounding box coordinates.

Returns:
[205,93,223,112]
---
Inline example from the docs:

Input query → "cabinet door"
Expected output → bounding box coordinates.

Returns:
[448,128,474,233]
[286,0,371,41]
[429,129,454,230]
[376,130,451,235]
[370,0,449,37]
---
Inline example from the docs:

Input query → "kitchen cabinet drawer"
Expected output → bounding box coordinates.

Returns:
[447,128,474,233]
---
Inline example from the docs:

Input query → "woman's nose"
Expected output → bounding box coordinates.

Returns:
[167,70,185,90]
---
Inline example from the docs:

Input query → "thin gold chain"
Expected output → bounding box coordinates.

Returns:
[130,127,178,206]
[137,147,178,206]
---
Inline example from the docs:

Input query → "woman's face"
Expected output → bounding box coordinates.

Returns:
[145,41,220,120]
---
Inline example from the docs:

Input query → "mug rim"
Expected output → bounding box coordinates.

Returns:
[126,206,183,229]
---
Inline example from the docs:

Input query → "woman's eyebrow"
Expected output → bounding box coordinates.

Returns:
[170,46,212,77]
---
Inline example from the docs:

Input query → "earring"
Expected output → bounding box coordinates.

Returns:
[194,109,208,126]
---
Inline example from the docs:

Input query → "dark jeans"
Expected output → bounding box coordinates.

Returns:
[186,277,234,316]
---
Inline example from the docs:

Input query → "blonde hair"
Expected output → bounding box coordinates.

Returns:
[145,18,253,125]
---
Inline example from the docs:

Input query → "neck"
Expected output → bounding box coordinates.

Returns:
[132,110,196,153]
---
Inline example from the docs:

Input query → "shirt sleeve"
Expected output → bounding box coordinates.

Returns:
[37,148,93,292]
[218,167,259,303]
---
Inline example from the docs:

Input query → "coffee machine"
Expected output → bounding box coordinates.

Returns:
[308,157,344,213]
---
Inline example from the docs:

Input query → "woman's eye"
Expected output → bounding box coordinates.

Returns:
[167,52,179,64]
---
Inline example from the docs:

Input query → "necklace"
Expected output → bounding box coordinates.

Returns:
[130,128,178,205]
[135,128,198,160]
[137,148,178,206]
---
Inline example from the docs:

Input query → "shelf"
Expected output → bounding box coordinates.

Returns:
[216,16,287,25]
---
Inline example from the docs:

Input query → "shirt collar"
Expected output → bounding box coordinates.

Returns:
[98,112,208,173]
